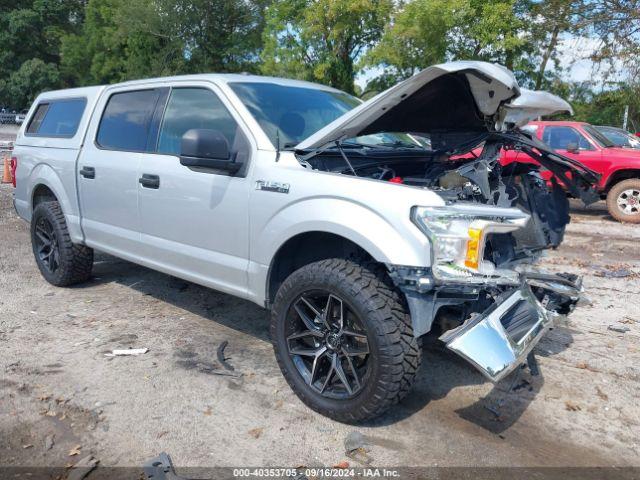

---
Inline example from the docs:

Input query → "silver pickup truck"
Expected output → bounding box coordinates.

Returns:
[13,61,598,422]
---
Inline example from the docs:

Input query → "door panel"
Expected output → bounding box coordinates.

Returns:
[539,125,602,185]
[541,125,602,167]
[137,85,252,298]
[138,156,250,296]
[77,148,142,254]
[78,88,167,256]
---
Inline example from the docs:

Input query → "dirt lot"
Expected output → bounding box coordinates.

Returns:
[1,129,639,469]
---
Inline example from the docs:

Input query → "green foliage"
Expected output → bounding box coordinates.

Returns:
[0,0,84,107]
[60,0,270,87]
[261,0,392,93]
[0,59,60,108]
[572,86,640,131]
[0,0,638,126]
[60,0,129,85]
[362,0,533,91]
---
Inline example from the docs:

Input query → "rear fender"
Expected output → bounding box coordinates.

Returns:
[27,164,82,242]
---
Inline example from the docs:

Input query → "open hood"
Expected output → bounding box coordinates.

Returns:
[295,61,572,151]
[296,61,520,151]
[500,89,573,127]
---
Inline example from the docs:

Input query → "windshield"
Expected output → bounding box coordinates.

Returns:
[229,82,361,148]
[596,126,640,148]
[229,82,430,150]
[583,124,615,147]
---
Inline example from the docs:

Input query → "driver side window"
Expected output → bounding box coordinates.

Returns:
[157,87,248,158]
[542,126,593,151]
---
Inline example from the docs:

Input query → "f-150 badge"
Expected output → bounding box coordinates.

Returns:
[255,180,290,194]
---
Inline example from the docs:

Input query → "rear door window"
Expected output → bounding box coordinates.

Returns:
[26,98,87,137]
[96,89,164,151]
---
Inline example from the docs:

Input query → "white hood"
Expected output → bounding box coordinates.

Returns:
[501,88,573,127]
[296,61,571,151]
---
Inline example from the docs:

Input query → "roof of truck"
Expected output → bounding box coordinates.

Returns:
[35,85,106,101]
[38,74,342,101]
[113,73,343,92]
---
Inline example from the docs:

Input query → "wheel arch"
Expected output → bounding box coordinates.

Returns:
[266,231,379,306]
[27,164,83,242]
[604,169,640,192]
[32,183,58,209]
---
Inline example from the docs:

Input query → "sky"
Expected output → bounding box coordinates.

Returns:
[356,34,625,91]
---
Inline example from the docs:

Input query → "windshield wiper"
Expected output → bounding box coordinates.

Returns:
[376,141,421,149]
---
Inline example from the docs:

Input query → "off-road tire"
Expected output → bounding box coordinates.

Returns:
[606,178,640,224]
[31,201,94,286]
[271,258,421,423]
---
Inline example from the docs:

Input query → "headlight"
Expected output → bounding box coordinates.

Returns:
[411,204,529,281]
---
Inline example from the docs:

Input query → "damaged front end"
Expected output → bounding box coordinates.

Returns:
[439,274,583,382]
[294,61,599,381]
[382,133,597,382]
[389,261,587,382]
[386,136,594,380]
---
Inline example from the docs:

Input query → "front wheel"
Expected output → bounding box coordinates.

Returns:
[606,178,640,223]
[271,259,421,423]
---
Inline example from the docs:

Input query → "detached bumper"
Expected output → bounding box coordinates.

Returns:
[439,274,583,382]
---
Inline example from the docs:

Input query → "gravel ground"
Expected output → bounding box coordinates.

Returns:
[1,140,639,470]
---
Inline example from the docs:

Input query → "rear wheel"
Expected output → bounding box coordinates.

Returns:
[31,201,94,286]
[271,258,421,423]
[606,178,640,223]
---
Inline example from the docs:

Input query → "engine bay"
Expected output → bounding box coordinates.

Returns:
[299,131,600,268]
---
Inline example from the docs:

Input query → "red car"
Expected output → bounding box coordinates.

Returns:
[501,121,640,223]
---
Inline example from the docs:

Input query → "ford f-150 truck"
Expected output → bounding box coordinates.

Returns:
[12,61,597,422]
[502,121,640,223]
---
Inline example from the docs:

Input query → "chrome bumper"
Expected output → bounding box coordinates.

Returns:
[439,274,582,382]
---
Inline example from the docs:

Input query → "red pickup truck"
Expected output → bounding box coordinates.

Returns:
[501,121,640,223]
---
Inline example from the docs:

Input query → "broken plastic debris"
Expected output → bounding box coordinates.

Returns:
[608,325,630,334]
[104,348,149,357]
[344,431,373,464]
[216,340,235,371]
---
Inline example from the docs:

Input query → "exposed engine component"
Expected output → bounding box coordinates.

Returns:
[302,132,599,270]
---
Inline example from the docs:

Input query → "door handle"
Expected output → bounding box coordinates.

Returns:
[79,166,95,179]
[139,174,160,189]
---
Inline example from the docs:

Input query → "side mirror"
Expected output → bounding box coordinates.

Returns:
[566,142,579,154]
[179,129,242,174]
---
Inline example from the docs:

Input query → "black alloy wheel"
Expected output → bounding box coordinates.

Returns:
[33,216,60,273]
[271,258,421,423]
[286,291,370,399]
[30,201,94,286]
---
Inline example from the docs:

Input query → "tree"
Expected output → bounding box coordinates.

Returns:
[361,0,458,88]
[587,0,640,82]
[362,0,535,93]
[60,0,130,85]
[261,0,392,94]
[61,0,271,87]
[0,0,85,106]
[0,59,60,109]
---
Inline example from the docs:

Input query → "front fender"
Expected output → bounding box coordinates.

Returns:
[254,196,431,267]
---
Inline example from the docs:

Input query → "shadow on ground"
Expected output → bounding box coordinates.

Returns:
[79,252,573,432]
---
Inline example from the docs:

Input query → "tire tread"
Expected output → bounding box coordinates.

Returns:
[271,258,421,423]
[31,201,93,286]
